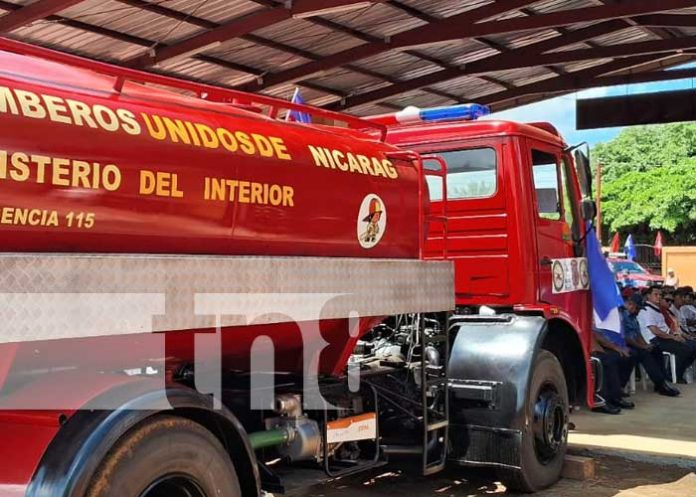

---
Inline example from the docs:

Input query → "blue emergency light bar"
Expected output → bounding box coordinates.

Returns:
[372,103,491,126]
[419,103,490,122]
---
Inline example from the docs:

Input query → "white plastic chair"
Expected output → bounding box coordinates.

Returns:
[628,364,648,394]
[663,352,678,383]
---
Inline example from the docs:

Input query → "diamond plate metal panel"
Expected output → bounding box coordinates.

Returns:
[0,254,454,343]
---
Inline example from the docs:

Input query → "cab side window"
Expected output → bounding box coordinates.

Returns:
[531,150,562,221]
[425,147,497,201]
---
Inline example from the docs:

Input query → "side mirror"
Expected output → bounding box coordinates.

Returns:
[573,148,592,198]
[581,198,597,221]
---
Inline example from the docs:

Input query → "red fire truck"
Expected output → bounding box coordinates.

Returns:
[0,39,596,497]
[373,106,597,491]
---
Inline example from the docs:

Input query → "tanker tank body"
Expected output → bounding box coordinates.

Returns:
[0,40,454,497]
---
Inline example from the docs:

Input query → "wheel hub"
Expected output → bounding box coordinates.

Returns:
[140,474,208,497]
[532,386,568,464]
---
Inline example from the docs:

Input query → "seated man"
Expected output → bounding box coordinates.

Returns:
[663,291,696,350]
[684,289,696,320]
[622,294,680,397]
[674,288,696,335]
[638,286,696,384]
[591,329,636,414]
[660,291,681,333]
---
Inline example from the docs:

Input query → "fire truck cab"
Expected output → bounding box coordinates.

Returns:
[377,106,597,491]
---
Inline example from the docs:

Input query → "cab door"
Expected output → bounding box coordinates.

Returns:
[527,141,578,306]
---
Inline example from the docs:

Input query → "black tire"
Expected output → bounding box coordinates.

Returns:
[500,350,569,493]
[85,415,241,497]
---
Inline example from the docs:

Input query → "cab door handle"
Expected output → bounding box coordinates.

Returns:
[540,256,553,266]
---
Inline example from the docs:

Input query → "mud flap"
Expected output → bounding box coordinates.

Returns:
[447,314,548,469]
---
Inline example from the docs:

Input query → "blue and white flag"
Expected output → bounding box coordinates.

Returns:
[587,223,625,345]
[286,87,312,123]
[624,234,637,261]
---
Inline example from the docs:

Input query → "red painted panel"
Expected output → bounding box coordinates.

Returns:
[0,422,58,490]
[0,49,419,258]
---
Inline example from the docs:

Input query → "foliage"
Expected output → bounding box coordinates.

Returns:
[592,123,696,243]
[602,165,696,242]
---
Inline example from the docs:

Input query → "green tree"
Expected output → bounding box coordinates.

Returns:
[592,123,696,243]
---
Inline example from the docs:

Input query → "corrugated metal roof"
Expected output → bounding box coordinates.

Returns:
[210,39,309,72]
[57,0,203,44]
[396,0,492,20]
[356,50,436,79]
[12,20,139,60]
[310,66,386,93]
[529,0,596,15]
[321,2,426,38]
[253,17,363,56]
[0,0,693,116]
[426,40,499,66]
[486,28,562,51]
[429,74,501,98]
[153,0,262,24]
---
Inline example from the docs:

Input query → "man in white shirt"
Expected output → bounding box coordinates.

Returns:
[638,286,696,384]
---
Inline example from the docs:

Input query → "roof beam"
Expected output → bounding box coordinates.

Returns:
[114,0,462,104]
[595,0,675,41]
[333,33,696,110]
[562,66,696,91]
[634,14,696,28]
[325,20,629,110]
[479,54,686,109]
[497,36,696,69]
[0,0,84,33]
[116,1,373,73]
[237,0,538,92]
[489,53,696,112]
[402,0,696,48]
[364,54,695,113]
[389,2,566,78]
[240,0,694,92]
[240,0,508,104]
[517,6,599,77]
[0,0,345,98]
[127,0,386,68]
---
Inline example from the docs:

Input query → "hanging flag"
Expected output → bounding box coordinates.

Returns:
[624,234,637,261]
[654,231,663,257]
[587,223,625,345]
[609,233,620,253]
[286,87,312,123]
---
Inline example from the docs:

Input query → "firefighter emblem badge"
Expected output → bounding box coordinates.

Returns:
[357,194,387,249]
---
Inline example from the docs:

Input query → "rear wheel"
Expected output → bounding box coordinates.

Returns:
[500,350,569,493]
[86,415,241,497]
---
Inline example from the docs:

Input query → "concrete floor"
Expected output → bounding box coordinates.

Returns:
[305,385,696,496]
[570,383,696,462]
[307,455,695,497]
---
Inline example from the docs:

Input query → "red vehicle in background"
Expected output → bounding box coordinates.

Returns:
[607,257,664,288]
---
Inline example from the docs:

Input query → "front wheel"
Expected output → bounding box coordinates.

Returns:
[500,350,569,493]
[86,415,241,497]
